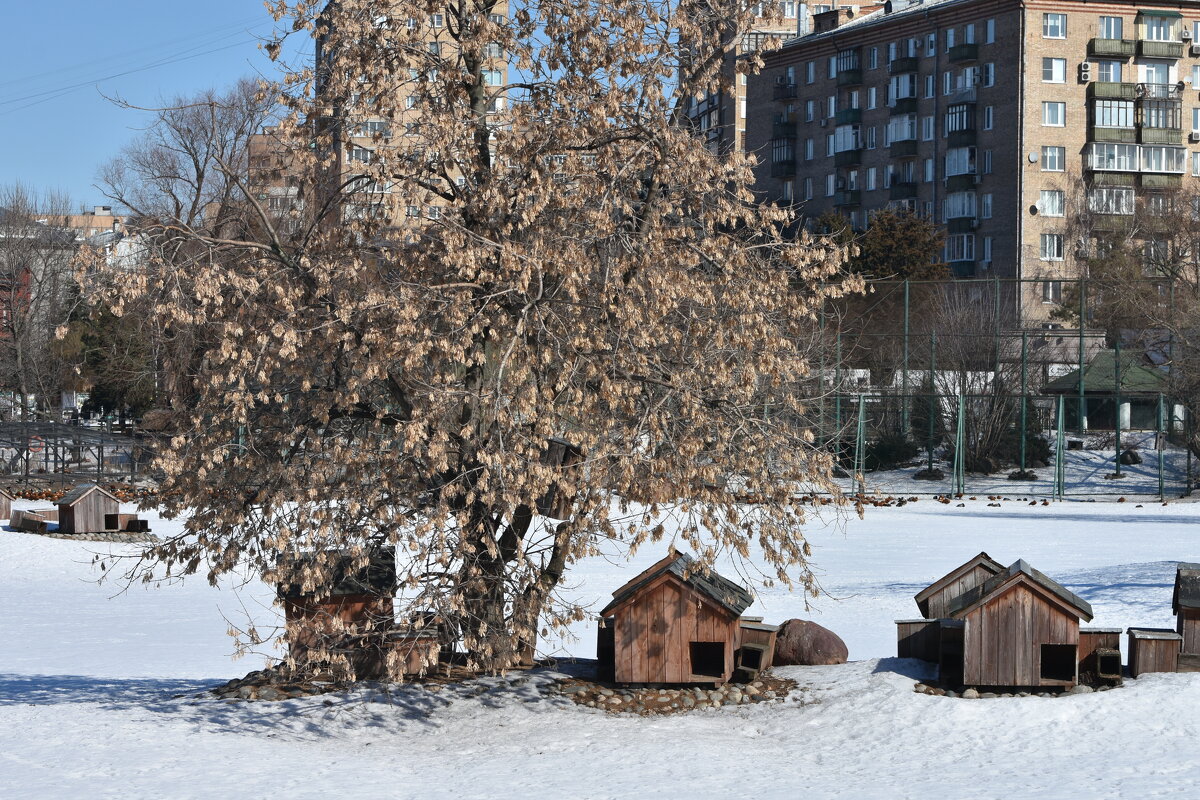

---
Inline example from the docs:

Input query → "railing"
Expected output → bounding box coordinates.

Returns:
[772,121,797,139]
[948,43,979,63]
[1138,40,1184,59]
[1088,82,1137,100]
[1089,125,1138,143]
[834,148,864,167]
[835,108,863,125]
[947,129,977,147]
[770,159,796,178]
[1088,38,1136,57]
[772,82,798,100]
[888,56,919,74]
[946,173,978,192]
[1138,82,1181,99]
[889,182,918,200]
[834,189,862,206]
[837,69,864,87]
[890,97,918,115]
[889,139,919,158]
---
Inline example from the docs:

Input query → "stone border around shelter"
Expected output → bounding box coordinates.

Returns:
[4,528,157,544]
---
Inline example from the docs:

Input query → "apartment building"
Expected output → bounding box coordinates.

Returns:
[747,0,1200,319]
[686,3,808,156]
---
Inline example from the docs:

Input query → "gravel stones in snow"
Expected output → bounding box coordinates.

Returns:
[553,675,797,716]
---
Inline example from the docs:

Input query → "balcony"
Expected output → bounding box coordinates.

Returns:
[1091,213,1132,232]
[837,69,863,87]
[770,159,796,178]
[1089,125,1137,143]
[949,260,977,278]
[1137,40,1184,59]
[890,97,918,115]
[1139,82,1182,99]
[947,129,977,147]
[834,189,862,206]
[946,173,978,192]
[889,182,918,200]
[834,148,863,167]
[1142,173,1183,188]
[946,217,978,234]
[835,108,863,125]
[947,86,977,105]
[1140,127,1183,145]
[773,82,798,101]
[948,43,979,63]
[772,121,797,139]
[1088,38,1136,57]
[1089,82,1137,100]
[889,139,919,158]
[888,56,919,74]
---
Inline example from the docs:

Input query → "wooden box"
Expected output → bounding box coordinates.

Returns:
[896,619,941,663]
[1128,627,1181,678]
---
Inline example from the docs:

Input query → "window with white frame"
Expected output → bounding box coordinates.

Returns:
[828,95,836,117]
[887,113,917,142]
[805,138,814,160]
[1086,142,1138,170]
[483,68,503,86]
[834,124,861,152]
[890,73,919,102]
[986,19,995,44]
[1043,57,1066,83]
[826,133,835,156]
[782,180,794,203]
[1099,16,1123,39]
[1194,65,1200,87]
[828,56,837,78]
[1147,192,1173,216]
[1040,189,1065,216]
[925,158,934,182]
[1043,13,1066,38]
[1040,233,1065,260]
[1193,151,1200,176]
[983,106,994,129]
[981,193,993,218]
[922,116,935,140]
[946,28,956,51]
[927,33,937,56]
[1042,281,1063,303]
[1089,185,1132,214]
[826,174,835,196]
[1142,145,1186,173]
[804,177,813,200]
[1097,60,1123,83]
[348,145,373,163]
[888,41,898,62]
[1192,108,1200,133]
[983,150,993,173]
[867,167,877,190]
[982,237,993,262]
[1094,99,1134,128]
[1042,145,1066,171]
[806,61,815,83]
[945,103,974,134]
[943,71,953,95]
[1043,101,1066,126]
[849,90,860,109]
[806,100,814,121]
[869,47,878,69]
[946,233,976,261]
[925,74,935,97]
[944,191,977,218]
[868,87,877,108]
[966,23,976,43]
[866,126,877,148]
[1143,16,1176,43]
[945,146,977,175]
[982,63,995,86]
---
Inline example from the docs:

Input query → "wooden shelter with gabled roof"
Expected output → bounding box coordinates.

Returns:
[55,483,120,535]
[598,551,754,685]
[1172,562,1200,668]
[914,551,1004,620]
[946,559,1094,688]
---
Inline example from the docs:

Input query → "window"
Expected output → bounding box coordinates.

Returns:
[1097,60,1123,84]
[828,96,837,117]
[946,28,956,52]
[1042,58,1066,83]
[982,63,995,87]
[966,23,976,44]
[1086,142,1138,171]
[834,124,862,152]
[1099,16,1123,40]
[925,75,935,98]
[1142,145,1187,173]
[430,12,444,27]
[927,33,937,57]
[983,150,993,174]
[887,113,918,142]
[1042,145,1066,171]
[1093,99,1134,128]
[1042,281,1063,304]
[405,204,420,217]
[826,174,836,196]
[1193,151,1200,176]
[922,115,935,140]
[806,100,815,121]
[945,146,977,175]
[1194,65,1200,88]
[981,193,993,218]
[806,61,815,83]
[946,233,976,261]
[483,68,503,86]
[869,47,879,69]
[983,237,993,262]
[1042,102,1065,126]
[943,71,953,95]
[924,158,934,182]
[888,42,898,62]
[1040,189,1065,216]
[945,103,974,134]
[348,145,372,163]
[1147,192,1172,216]
[867,167,878,190]
[1143,99,1181,131]
[828,56,837,78]
[983,106,994,130]
[866,126,877,149]
[890,73,918,102]
[867,87,877,109]
[805,138,814,160]
[1144,16,1176,43]
[426,205,442,220]
[945,191,977,218]
[1089,185,1132,214]
[986,19,995,44]
[804,177,813,200]
[427,40,442,55]
[826,133,835,157]
[774,138,796,164]
[1043,13,1066,38]
[782,180,794,203]
[1040,233,1065,260]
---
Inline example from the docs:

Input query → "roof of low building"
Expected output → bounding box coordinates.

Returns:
[1173,562,1200,613]
[1042,350,1166,395]
[947,559,1093,621]
[914,551,1004,616]
[600,551,754,618]
[57,483,119,507]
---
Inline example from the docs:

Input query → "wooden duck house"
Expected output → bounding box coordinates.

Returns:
[56,483,120,535]
[1172,562,1200,670]
[598,551,754,685]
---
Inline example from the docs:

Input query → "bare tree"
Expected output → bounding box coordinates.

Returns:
[0,184,81,420]
[86,0,856,676]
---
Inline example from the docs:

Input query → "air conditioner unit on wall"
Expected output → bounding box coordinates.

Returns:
[1183,28,1193,41]
[1079,62,1092,83]
[1190,130,1200,143]
[1191,43,1200,56]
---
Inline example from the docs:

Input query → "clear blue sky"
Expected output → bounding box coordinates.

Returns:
[0,2,306,210]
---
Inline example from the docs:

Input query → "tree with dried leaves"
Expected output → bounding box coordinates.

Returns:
[87,0,855,676]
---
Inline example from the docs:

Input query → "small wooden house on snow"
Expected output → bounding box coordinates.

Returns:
[56,483,120,535]
[1172,562,1200,670]
[598,551,754,685]
[946,560,1094,688]
[897,552,1004,665]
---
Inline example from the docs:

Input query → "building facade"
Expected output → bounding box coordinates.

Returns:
[748,0,1200,320]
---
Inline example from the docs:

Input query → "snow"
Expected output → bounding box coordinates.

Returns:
[4,497,1200,798]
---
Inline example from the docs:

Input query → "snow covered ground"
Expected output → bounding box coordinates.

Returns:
[3,497,1200,798]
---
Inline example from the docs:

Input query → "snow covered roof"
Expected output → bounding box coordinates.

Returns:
[56,483,119,507]
[1173,562,1200,614]
[947,559,1093,621]
[778,0,968,50]
[600,551,754,618]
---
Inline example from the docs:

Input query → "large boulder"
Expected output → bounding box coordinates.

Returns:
[773,619,848,666]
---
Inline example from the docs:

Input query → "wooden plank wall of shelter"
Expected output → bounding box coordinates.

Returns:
[612,575,740,685]
[1178,609,1200,655]
[58,490,118,535]
[0,488,11,519]
[896,620,941,662]
[1078,628,1122,680]
[1128,628,1182,677]
[921,565,999,619]
[738,621,779,670]
[961,584,1080,687]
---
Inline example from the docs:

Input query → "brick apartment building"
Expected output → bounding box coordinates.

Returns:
[748,0,1200,320]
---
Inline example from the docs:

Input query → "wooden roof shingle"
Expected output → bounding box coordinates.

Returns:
[600,551,754,618]
[56,483,119,507]
[1172,562,1200,614]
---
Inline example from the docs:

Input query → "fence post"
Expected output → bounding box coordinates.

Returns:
[835,332,842,443]
[1078,276,1087,436]
[1114,340,1122,478]
[953,394,966,495]
[855,394,867,496]
[1158,392,1166,501]
[902,279,910,435]
[927,331,937,472]
[1056,394,1066,500]
[1020,330,1028,472]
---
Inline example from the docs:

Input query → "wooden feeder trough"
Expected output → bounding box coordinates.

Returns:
[598,551,755,686]
[277,548,398,680]
[1127,627,1181,678]
[735,618,780,682]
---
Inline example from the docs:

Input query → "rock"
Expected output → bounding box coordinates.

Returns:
[682,696,695,708]
[914,683,930,693]
[914,468,946,481]
[943,690,958,698]
[726,690,743,704]
[599,688,614,696]
[237,685,257,700]
[1069,684,1094,694]
[773,619,849,666]
[1017,691,1029,697]
[762,690,776,700]
[980,692,998,699]
[1119,448,1143,466]
[962,688,980,699]
[257,687,284,701]
[560,684,589,695]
